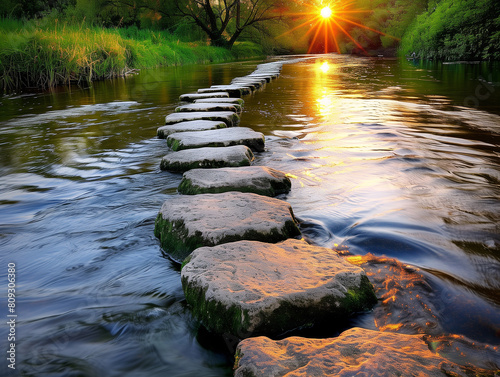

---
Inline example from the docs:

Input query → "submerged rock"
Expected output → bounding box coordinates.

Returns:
[160,145,254,172]
[155,193,300,262]
[178,166,291,196]
[179,92,229,102]
[175,103,241,114]
[157,120,227,138]
[165,111,240,127]
[234,327,496,377]
[181,239,376,337]
[166,127,265,152]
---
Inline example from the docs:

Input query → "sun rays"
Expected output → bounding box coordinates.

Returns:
[278,1,398,54]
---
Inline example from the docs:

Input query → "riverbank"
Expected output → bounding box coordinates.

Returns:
[0,19,264,93]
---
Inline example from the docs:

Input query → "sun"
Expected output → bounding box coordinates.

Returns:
[320,6,332,19]
[276,0,399,54]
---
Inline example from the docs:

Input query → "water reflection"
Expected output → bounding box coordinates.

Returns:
[0,56,499,376]
[251,55,500,345]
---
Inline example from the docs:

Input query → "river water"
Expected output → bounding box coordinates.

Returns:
[0,55,499,376]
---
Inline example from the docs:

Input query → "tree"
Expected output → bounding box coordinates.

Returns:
[173,0,285,48]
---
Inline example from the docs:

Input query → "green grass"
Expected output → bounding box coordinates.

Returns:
[0,19,263,92]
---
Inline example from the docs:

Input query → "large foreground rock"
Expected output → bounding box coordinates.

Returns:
[155,193,301,262]
[160,145,254,172]
[178,166,291,196]
[157,120,226,138]
[234,328,498,377]
[181,239,376,337]
[166,127,265,152]
[165,111,240,127]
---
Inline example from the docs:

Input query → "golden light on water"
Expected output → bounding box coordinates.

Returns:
[319,61,330,73]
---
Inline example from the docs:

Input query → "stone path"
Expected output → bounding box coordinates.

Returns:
[234,328,494,377]
[160,145,254,172]
[177,166,291,196]
[157,120,226,138]
[165,111,240,127]
[179,92,229,102]
[175,102,242,114]
[181,239,376,336]
[166,127,265,152]
[154,192,300,262]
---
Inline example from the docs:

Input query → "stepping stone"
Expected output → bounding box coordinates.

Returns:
[232,76,267,85]
[248,74,279,82]
[175,103,242,114]
[155,192,301,262]
[198,86,252,98]
[157,120,226,138]
[165,111,240,127]
[194,97,244,106]
[178,166,291,196]
[234,328,486,377]
[166,127,265,152]
[231,78,266,89]
[181,239,376,336]
[160,145,254,172]
[179,92,229,102]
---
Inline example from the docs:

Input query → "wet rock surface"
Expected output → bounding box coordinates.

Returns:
[234,327,498,377]
[160,145,254,172]
[194,97,244,106]
[181,239,376,337]
[198,86,252,97]
[175,103,241,114]
[179,92,229,102]
[166,127,265,152]
[165,111,240,127]
[157,120,227,138]
[154,193,300,262]
[178,166,291,196]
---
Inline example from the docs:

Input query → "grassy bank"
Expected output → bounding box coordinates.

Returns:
[0,19,264,92]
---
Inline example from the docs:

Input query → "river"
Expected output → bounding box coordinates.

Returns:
[0,55,499,376]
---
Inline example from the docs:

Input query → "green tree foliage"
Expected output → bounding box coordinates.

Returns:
[0,0,75,18]
[339,0,427,53]
[400,0,500,60]
[170,0,286,49]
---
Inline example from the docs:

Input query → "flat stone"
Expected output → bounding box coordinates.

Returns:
[181,239,375,337]
[160,145,254,172]
[155,193,301,262]
[231,78,267,88]
[157,120,227,138]
[247,74,277,82]
[165,111,240,127]
[194,97,244,106]
[234,328,495,377]
[198,86,252,98]
[175,103,241,114]
[178,166,291,196]
[179,92,229,102]
[166,127,265,152]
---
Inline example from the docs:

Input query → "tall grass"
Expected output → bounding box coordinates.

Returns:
[0,19,260,92]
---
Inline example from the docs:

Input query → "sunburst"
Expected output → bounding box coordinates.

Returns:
[278,1,398,54]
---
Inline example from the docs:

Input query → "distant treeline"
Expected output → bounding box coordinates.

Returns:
[1,0,498,91]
